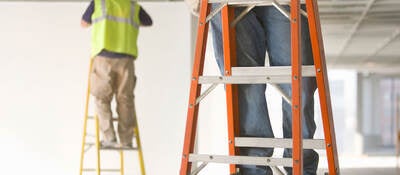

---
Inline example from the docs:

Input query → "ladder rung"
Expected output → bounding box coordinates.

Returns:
[231,65,316,77]
[235,137,326,149]
[199,75,291,84]
[199,66,316,84]
[83,168,120,172]
[189,154,292,167]
[100,146,138,151]
[85,142,138,151]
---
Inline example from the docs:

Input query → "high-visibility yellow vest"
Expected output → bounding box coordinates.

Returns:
[91,0,140,58]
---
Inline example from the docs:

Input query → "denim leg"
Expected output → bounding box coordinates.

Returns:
[280,78,318,175]
[254,5,319,175]
[210,6,274,175]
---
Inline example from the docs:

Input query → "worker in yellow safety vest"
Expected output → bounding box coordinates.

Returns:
[81,0,152,148]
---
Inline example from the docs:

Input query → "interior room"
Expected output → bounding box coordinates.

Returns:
[0,0,399,174]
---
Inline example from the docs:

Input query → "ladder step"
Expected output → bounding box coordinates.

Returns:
[100,146,138,151]
[189,154,292,167]
[85,142,139,151]
[235,137,326,149]
[231,65,316,77]
[199,75,291,84]
[83,168,120,172]
[199,66,316,84]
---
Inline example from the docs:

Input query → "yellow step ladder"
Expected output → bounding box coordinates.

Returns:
[79,59,146,175]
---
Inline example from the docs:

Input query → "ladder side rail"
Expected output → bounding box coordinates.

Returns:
[221,5,240,174]
[305,0,340,174]
[79,58,94,175]
[180,0,211,174]
[120,151,124,175]
[95,115,101,175]
[135,127,146,175]
[290,0,303,174]
[208,0,306,5]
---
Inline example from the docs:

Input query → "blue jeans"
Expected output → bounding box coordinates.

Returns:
[210,5,318,175]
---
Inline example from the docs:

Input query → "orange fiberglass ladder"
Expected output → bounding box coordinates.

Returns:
[180,0,340,175]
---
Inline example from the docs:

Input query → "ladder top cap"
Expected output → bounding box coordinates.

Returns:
[207,0,305,5]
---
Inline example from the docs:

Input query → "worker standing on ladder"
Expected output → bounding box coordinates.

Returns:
[185,1,318,175]
[81,0,152,148]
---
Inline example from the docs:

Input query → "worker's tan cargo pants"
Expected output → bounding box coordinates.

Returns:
[90,56,137,145]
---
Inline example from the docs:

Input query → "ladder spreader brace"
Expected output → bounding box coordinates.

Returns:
[180,0,340,175]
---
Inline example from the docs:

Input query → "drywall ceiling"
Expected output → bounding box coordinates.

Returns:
[319,0,400,74]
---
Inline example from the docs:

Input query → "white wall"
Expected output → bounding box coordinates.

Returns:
[0,2,191,175]
[326,70,359,155]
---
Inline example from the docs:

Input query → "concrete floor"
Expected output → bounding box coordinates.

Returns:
[318,168,400,175]
[342,168,399,175]
[316,155,400,175]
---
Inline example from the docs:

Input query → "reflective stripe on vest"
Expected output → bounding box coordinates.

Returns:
[92,0,139,29]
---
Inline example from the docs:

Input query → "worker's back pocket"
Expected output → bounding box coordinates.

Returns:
[90,57,114,100]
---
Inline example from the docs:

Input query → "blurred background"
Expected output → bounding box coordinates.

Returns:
[0,0,399,174]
